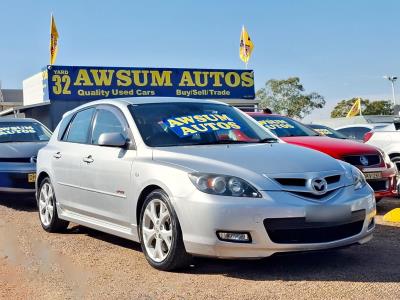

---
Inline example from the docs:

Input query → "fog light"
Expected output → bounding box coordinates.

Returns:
[217,231,251,243]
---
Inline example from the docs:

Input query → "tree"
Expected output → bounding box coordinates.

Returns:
[330,98,393,118]
[363,100,394,115]
[256,77,325,119]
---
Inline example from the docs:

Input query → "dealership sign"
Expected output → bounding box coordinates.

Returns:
[47,65,255,101]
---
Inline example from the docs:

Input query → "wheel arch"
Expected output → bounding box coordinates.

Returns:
[36,171,50,195]
[388,152,400,159]
[136,184,163,228]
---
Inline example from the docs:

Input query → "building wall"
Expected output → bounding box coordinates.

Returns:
[22,71,48,106]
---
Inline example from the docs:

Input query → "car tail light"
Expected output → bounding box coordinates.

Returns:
[363,131,374,142]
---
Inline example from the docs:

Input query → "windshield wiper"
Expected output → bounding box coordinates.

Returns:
[198,140,251,145]
[257,137,279,143]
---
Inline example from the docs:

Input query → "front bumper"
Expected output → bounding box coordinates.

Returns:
[0,163,36,193]
[363,166,398,198]
[174,184,375,258]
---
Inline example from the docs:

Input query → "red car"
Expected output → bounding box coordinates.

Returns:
[247,112,398,200]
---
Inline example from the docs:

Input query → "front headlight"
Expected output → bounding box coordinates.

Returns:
[352,166,367,190]
[188,173,261,197]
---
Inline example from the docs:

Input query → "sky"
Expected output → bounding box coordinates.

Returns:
[1,0,400,120]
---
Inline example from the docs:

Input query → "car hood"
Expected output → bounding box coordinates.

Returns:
[0,142,47,158]
[281,136,379,159]
[152,143,346,190]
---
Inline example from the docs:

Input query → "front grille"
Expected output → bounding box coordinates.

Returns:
[274,175,341,188]
[0,157,31,163]
[290,190,336,200]
[274,178,306,186]
[325,175,341,184]
[263,209,365,244]
[343,155,380,167]
[367,180,388,192]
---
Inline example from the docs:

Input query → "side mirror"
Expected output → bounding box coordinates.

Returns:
[98,132,128,148]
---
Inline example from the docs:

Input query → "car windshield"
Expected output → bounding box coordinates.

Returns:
[251,115,319,137]
[129,102,276,147]
[307,124,348,139]
[0,121,52,143]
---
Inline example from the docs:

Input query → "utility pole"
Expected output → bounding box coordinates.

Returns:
[384,75,397,106]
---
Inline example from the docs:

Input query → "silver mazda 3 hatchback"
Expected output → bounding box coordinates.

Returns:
[36,98,376,270]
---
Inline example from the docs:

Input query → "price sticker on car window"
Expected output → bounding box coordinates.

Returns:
[163,113,242,137]
[0,126,37,136]
[314,128,333,136]
[258,119,295,130]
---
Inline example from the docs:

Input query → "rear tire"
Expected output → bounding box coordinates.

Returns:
[390,155,400,172]
[37,177,69,232]
[139,189,192,271]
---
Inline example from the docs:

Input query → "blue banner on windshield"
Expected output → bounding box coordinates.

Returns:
[163,113,242,137]
[47,65,255,101]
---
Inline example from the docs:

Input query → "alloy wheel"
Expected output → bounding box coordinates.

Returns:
[39,182,55,226]
[141,199,173,262]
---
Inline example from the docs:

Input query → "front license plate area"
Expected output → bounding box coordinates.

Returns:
[363,172,382,180]
[28,173,36,183]
[306,205,351,222]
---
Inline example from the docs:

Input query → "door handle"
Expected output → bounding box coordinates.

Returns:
[53,152,62,159]
[83,155,94,164]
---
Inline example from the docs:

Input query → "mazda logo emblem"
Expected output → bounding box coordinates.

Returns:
[309,177,328,195]
[359,156,369,166]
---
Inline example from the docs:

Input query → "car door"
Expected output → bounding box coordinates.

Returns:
[78,105,135,227]
[51,107,96,212]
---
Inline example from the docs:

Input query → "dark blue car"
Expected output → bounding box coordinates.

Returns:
[0,118,51,193]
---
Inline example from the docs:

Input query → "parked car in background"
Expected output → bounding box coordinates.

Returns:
[0,118,51,193]
[36,98,375,271]
[363,130,400,172]
[307,124,348,139]
[335,123,395,142]
[248,113,398,200]
[336,123,400,173]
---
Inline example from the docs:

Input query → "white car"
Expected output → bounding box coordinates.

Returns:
[36,98,376,270]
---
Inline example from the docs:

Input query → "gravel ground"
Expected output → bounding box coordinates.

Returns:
[0,194,399,300]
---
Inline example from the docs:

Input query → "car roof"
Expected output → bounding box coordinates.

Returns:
[308,123,333,128]
[246,112,282,117]
[0,117,39,123]
[335,123,390,130]
[65,97,230,116]
[83,97,228,107]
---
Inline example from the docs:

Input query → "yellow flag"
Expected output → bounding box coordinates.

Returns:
[50,14,59,65]
[346,98,362,118]
[239,26,254,64]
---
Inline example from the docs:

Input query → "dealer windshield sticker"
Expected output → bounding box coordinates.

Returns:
[258,119,294,130]
[0,126,36,136]
[163,113,241,137]
[314,128,332,135]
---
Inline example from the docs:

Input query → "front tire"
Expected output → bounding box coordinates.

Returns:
[38,177,69,232]
[139,189,191,271]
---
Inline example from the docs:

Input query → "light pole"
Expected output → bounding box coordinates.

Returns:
[384,75,397,107]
